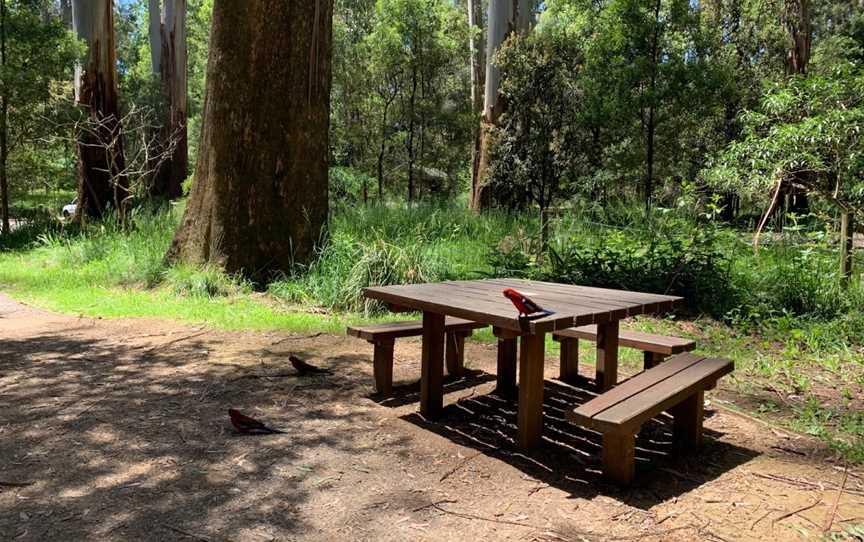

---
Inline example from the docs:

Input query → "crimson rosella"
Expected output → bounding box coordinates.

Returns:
[502,288,554,319]
[228,409,285,435]
[289,355,332,375]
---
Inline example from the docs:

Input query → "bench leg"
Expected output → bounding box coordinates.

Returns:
[602,431,636,485]
[643,351,667,370]
[517,332,546,450]
[420,311,446,418]
[372,339,395,395]
[671,390,704,453]
[445,332,467,377]
[559,337,580,384]
[496,336,517,400]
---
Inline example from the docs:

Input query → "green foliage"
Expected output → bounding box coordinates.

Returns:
[706,58,864,219]
[1,0,80,198]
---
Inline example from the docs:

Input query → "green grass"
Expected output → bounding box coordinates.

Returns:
[0,201,862,462]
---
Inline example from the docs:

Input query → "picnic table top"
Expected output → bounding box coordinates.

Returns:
[363,278,682,334]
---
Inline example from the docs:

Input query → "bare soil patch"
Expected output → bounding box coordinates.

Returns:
[0,294,861,541]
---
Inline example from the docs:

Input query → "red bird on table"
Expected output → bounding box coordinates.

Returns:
[502,288,554,320]
[228,409,285,435]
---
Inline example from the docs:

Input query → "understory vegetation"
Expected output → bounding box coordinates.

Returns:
[2,201,863,460]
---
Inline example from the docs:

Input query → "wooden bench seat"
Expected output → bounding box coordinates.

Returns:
[347,318,487,394]
[553,324,696,383]
[567,353,733,484]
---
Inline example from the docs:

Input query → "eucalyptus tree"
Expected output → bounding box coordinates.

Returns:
[148,0,187,200]
[71,0,128,219]
[167,0,333,282]
[471,0,534,210]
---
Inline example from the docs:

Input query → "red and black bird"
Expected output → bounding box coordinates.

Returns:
[228,409,285,435]
[502,287,554,320]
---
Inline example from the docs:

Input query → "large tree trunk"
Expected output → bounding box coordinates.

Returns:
[471,0,533,211]
[149,0,187,200]
[166,0,333,283]
[71,0,128,220]
[0,0,8,236]
[467,0,485,209]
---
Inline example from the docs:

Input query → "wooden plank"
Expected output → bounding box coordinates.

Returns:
[364,284,523,331]
[592,357,732,432]
[347,317,486,342]
[485,278,639,317]
[420,311,445,418]
[570,353,704,420]
[596,321,619,391]
[517,333,546,450]
[429,281,583,332]
[496,278,682,305]
[496,335,517,400]
[554,325,695,355]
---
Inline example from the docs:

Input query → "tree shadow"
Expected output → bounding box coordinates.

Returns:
[398,374,759,507]
[0,331,412,541]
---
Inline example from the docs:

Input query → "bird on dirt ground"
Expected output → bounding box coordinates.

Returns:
[502,287,554,320]
[228,409,285,435]
[289,355,332,375]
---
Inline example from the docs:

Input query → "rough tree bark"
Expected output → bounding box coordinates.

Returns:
[467,0,485,209]
[471,0,533,211]
[166,0,333,282]
[0,0,9,235]
[148,0,187,200]
[71,0,128,220]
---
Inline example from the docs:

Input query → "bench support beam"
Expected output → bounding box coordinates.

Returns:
[496,336,517,400]
[602,431,636,485]
[671,390,704,453]
[643,351,667,370]
[372,339,394,394]
[420,311,445,418]
[559,337,580,384]
[445,332,467,377]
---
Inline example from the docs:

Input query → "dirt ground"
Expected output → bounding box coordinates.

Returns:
[1,294,863,542]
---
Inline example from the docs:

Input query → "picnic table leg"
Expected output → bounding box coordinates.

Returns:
[596,320,619,391]
[420,311,445,418]
[493,327,517,400]
[517,332,545,450]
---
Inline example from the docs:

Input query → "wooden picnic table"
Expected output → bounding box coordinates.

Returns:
[363,278,682,450]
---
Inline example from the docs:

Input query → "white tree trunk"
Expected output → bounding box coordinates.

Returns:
[467,0,484,115]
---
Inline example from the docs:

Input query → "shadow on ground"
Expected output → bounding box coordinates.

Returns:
[0,329,410,541]
[392,371,758,507]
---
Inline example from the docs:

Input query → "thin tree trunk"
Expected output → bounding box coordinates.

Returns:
[841,211,854,284]
[166,0,333,282]
[0,0,8,236]
[644,0,661,216]
[71,0,128,220]
[406,63,417,203]
[472,0,532,211]
[781,0,811,215]
[468,0,485,205]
